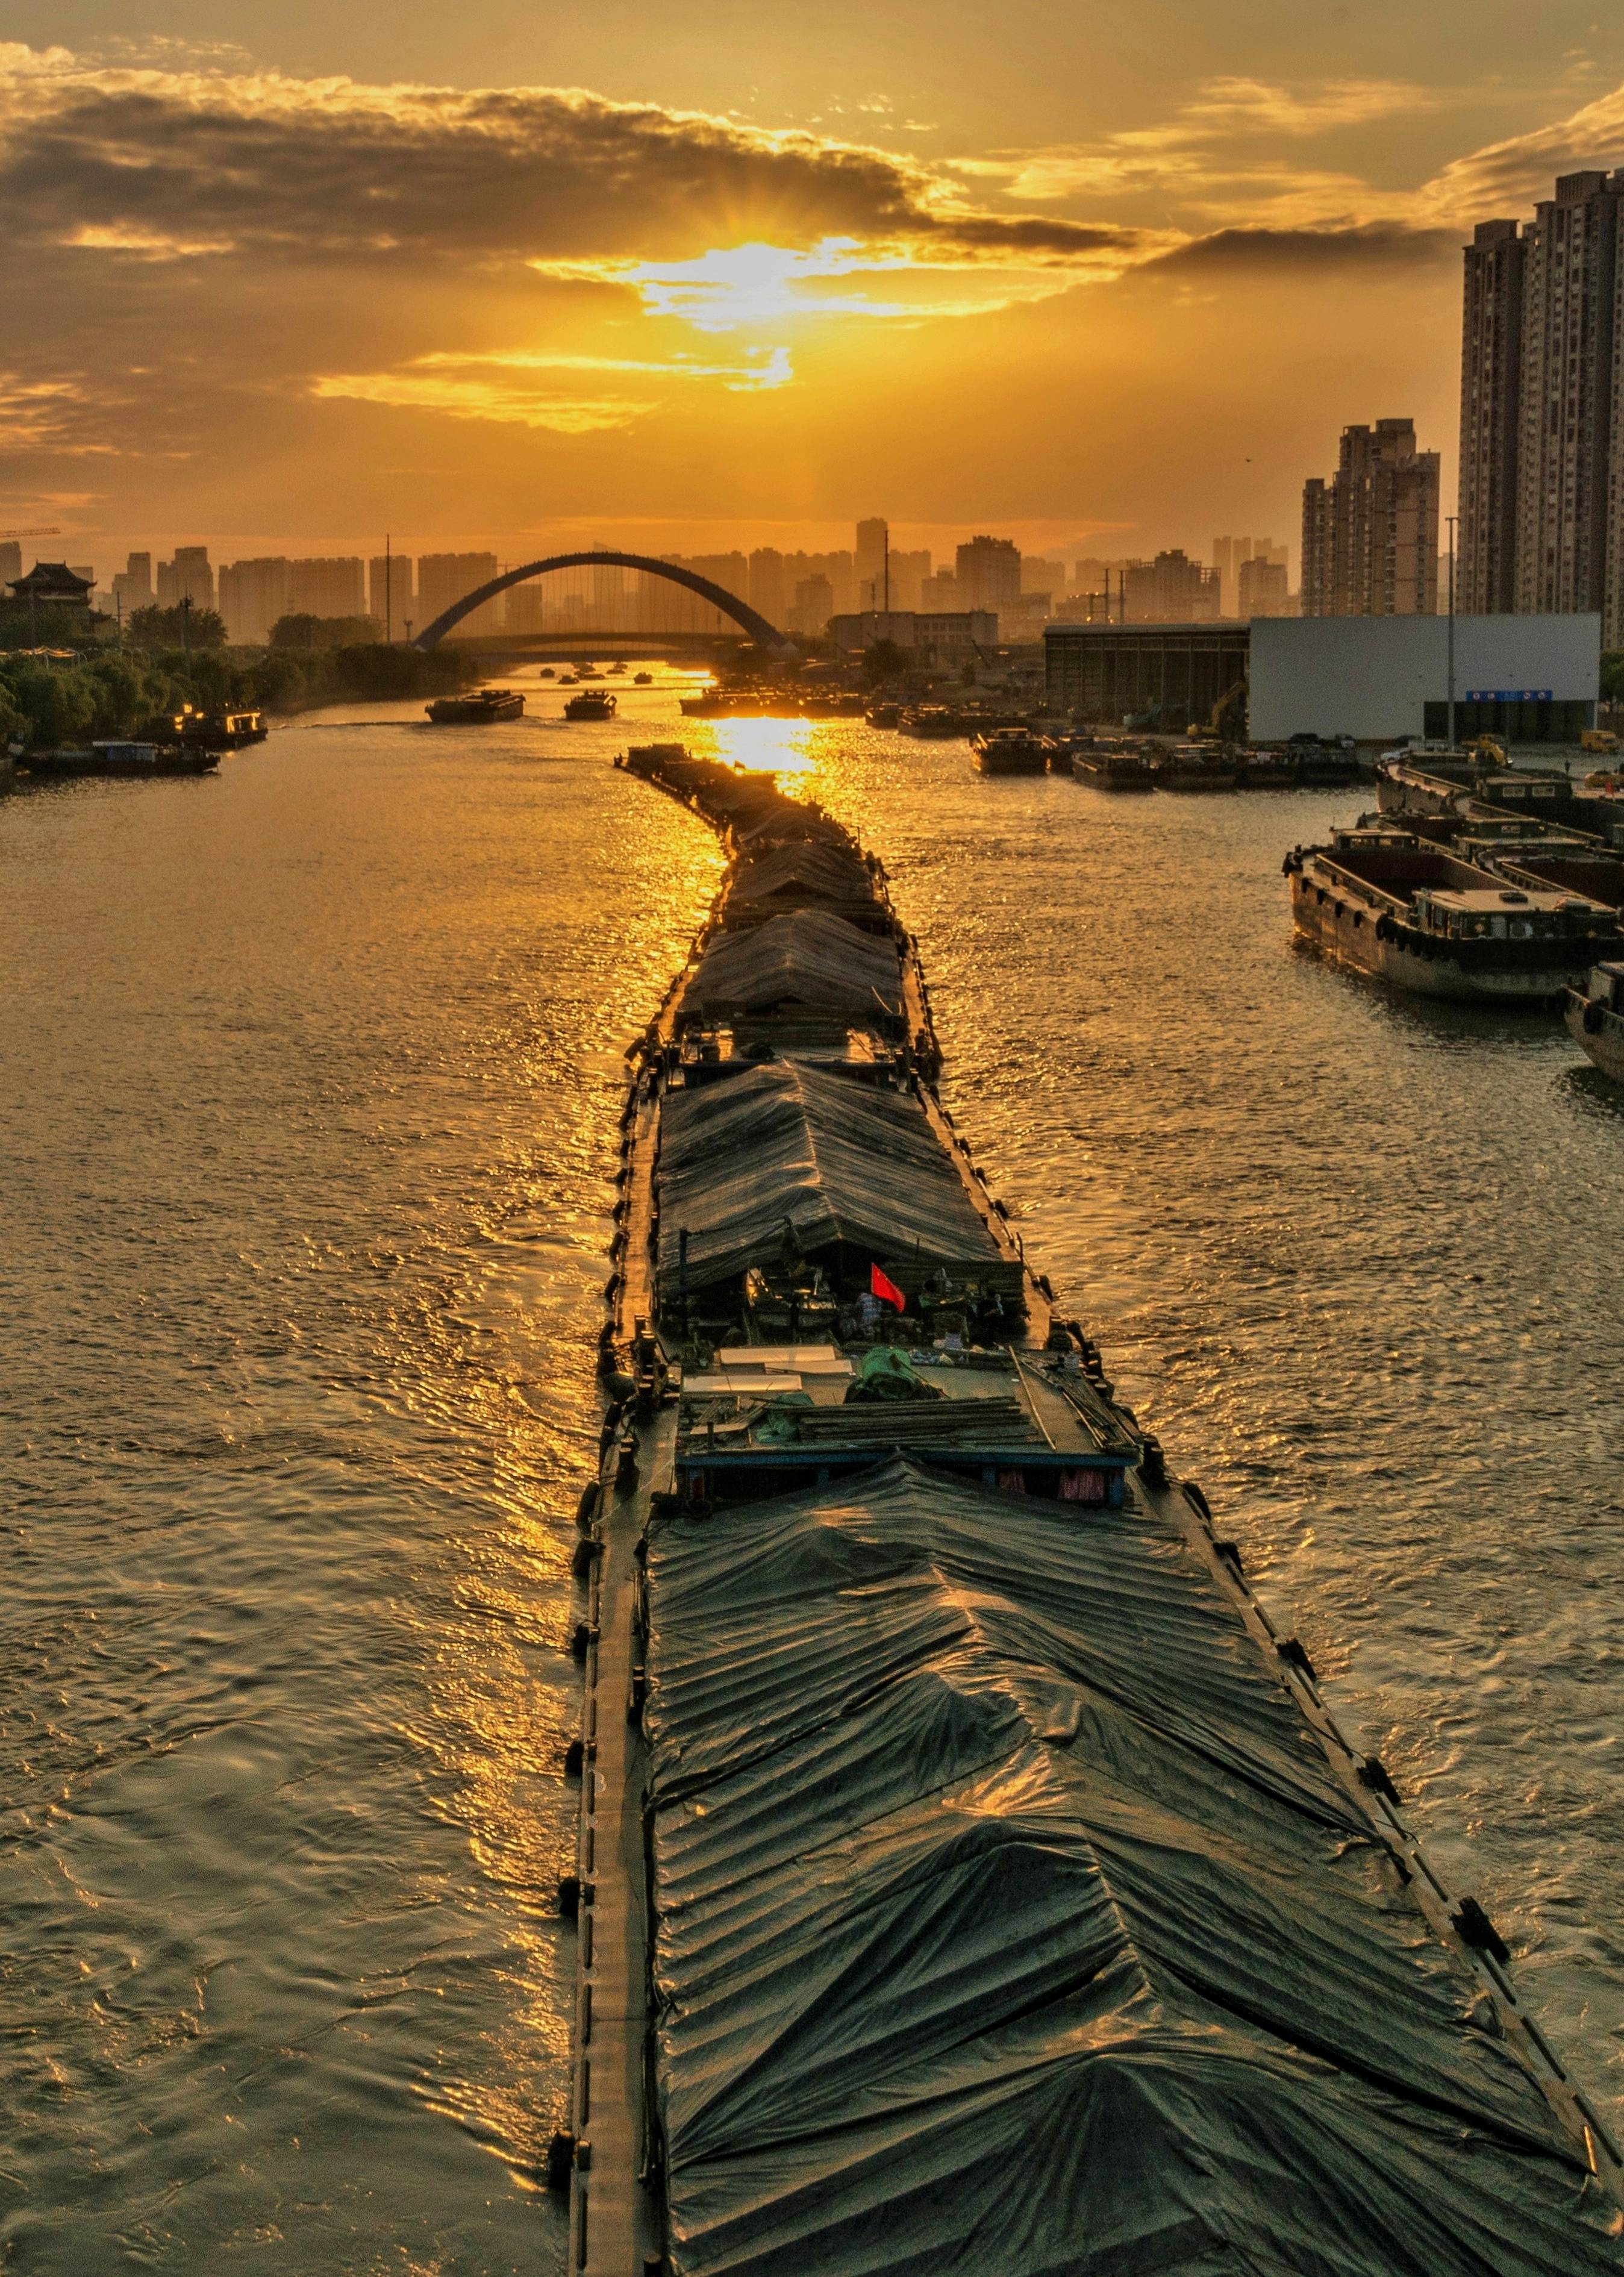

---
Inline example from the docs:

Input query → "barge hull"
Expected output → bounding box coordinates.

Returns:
[1291,874,1576,1002]
[1566,993,1624,1079]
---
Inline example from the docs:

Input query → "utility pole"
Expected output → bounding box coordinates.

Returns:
[882,520,890,618]
[1445,514,1457,749]
[385,531,393,645]
[180,592,192,677]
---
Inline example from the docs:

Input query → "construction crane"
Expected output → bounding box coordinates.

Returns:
[0,526,61,539]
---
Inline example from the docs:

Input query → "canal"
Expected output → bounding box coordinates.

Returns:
[2,676,1622,2271]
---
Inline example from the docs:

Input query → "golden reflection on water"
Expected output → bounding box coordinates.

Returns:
[708,717,819,778]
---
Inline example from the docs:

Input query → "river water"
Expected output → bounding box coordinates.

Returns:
[3,676,1623,2272]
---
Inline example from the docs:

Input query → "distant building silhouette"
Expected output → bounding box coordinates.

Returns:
[955,536,1021,612]
[1301,420,1439,616]
[157,546,214,611]
[111,552,153,618]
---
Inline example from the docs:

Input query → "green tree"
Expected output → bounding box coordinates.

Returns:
[128,604,228,650]
[269,613,381,651]
[0,658,97,748]
[1601,652,1624,705]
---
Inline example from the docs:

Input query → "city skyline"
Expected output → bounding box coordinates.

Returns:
[10,20,1624,567]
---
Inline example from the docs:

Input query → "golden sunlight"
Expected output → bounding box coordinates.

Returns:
[709,718,817,775]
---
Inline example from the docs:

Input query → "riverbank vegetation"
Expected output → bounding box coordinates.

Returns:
[0,636,478,748]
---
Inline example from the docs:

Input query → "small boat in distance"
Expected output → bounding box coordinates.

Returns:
[1073,747,1155,792]
[971,728,1049,775]
[424,689,526,725]
[145,706,267,749]
[634,670,654,685]
[21,740,219,778]
[565,688,618,720]
[1155,744,1237,792]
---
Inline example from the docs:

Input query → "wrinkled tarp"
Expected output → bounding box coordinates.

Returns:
[645,1458,1620,2276]
[684,912,904,1024]
[734,807,855,851]
[657,1060,1003,1295]
[722,842,885,928]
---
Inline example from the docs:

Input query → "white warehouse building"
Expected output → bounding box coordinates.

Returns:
[1249,614,1601,746]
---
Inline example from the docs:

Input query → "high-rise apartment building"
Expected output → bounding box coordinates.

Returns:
[1212,537,1286,617]
[1515,171,1623,622]
[885,549,930,613]
[918,569,960,610]
[219,559,292,644]
[1458,220,1526,614]
[788,573,834,635]
[1300,420,1439,617]
[1458,167,1624,638]
[0,540,20,588]
[955,536,1021,612]
[749,548,787,626]
[288,558,366,619]
[417,552,501,635]
[111,552,154,618]
[505,579,547,635]
[1122,549,1220,623]
[1238,556,1291,617]
[855,518,889,607]
[1213,537,1249,617]
[157,546,215,611]
[368,554,413,637]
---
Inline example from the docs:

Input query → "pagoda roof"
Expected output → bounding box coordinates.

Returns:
[7,561,93,599]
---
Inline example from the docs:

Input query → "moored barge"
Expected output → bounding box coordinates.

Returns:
[19,740,219,778]
[970,726,1049,774]
[1285,835,1622,1001]
[1566,961,1624,1081]
[558,741,1624,2275]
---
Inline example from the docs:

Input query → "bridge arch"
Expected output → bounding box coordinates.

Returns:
[411,550,792,653]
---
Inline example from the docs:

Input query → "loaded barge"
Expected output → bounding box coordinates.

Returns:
[561,743,1624,2275]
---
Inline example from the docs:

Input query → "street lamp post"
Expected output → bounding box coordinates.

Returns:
[1445,513,1457,750]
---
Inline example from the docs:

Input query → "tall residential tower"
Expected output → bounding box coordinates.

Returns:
[1457,167,1624,641]
[1300,420,1440,617]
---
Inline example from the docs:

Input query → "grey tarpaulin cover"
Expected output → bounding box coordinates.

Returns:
[722,842,884,927]
[645,1459,1622,2275]
[685,912,904,1024]
[657,1060,1004,1295]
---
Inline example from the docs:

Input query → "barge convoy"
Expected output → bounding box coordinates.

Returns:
[561,740,1624,2276]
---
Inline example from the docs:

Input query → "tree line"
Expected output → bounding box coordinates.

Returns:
[0,610,475,749]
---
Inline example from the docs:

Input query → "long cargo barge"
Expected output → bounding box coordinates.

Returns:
[559,743,1624,2275]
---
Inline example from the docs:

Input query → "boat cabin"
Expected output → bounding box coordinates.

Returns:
[673,1341,1137,1508]
[1410,883,1610,943]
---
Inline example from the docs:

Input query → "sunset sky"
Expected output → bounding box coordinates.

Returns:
[7,4,1624,573]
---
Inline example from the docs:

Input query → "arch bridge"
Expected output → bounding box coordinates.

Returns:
[411,550,793,654]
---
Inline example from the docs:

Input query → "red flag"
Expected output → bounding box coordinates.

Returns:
[870,1264,906,1310]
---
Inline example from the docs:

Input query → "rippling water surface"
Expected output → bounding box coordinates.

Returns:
[4,681,1623,2271]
